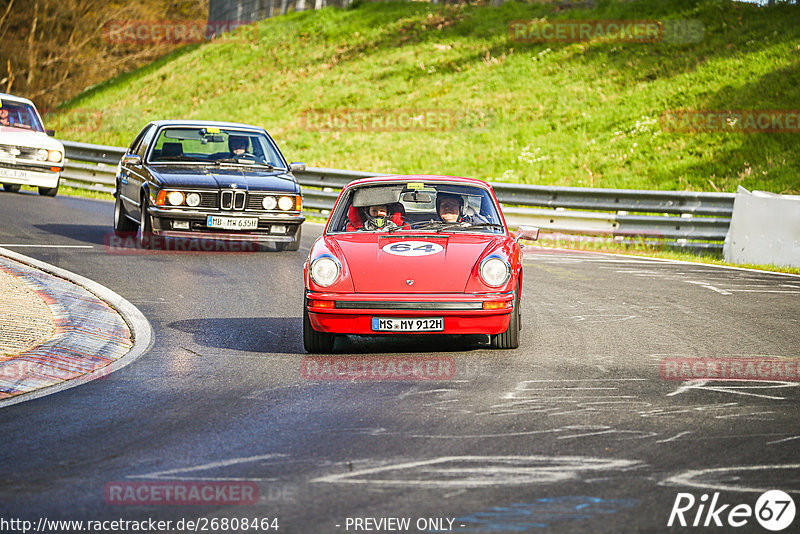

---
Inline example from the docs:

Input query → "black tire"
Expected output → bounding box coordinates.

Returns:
[490,285,521,349]
[303,295,335,353]
[38,183,59,196]
[3,183,21,192]
[275,227,301,252]
[136,193,153,249]
[114,194,137,236]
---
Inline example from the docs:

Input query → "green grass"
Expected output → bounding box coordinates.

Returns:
[48,0,799,194]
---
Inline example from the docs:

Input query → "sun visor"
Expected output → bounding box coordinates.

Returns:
[351,187,402,207]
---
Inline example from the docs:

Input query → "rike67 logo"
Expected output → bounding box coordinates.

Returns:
[668,490,796,531]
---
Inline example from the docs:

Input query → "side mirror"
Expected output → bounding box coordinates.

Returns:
[515,225,540,243]
[122,154,142,165]
[46,129,56,137]
[289,162,306,173]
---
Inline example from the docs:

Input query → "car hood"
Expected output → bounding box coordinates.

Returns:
[0,128,64,151]
[149,165,298,193]
[330,233,501,293]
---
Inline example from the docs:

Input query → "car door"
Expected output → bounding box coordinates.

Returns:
[125,125,157,219]
[119,126,148,215]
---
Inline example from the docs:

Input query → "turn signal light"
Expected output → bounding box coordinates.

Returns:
[483,301,509,310]
[309,299,335,309]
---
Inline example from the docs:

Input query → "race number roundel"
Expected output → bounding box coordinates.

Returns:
[382,241,444,257]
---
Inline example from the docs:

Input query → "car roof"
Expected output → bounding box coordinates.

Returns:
[0,93,36,106]
[146,119,267,131]
[344,175,493,189]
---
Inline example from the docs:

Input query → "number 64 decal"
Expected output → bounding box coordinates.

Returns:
[382,241,444,256]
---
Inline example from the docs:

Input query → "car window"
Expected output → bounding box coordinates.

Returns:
[128,126,149,155]
[136,125,157,158]
[328,182,504,234]
[147,127,285,167]
[0,99,44,132]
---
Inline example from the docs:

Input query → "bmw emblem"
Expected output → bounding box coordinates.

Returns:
[231,183,238,189]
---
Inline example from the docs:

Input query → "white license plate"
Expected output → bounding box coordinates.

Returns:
[0,167,31,182]
[371,317,444,332]
[206,216,258,230]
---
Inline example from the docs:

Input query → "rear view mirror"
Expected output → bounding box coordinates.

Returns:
[46,129,55,137]
[122,154,142,165]
[515,225,540,242]
[401,191,433,203]
[290,162,306,173]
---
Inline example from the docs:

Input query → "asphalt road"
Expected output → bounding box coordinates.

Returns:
[1,191,799,533]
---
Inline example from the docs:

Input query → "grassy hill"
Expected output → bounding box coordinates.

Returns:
[50,0,800,193]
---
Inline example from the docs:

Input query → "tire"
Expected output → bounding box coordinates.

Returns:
[114,194,137,236]
[3,183,21,192]
[136,193,153,249]
[490,285,521,349]
[303,295,335,353]
[275,227,301,252]
[38,182,59,196]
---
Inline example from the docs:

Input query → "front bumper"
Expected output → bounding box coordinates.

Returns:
[147,206,304,243]
[306,291,514,335]
[0,163,61,188]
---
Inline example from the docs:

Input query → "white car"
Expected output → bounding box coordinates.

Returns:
[0,93,64,196]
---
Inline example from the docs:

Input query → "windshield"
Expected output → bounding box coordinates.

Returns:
[0,100,44,131]
[327,182,505,234]
[147,127,285,167]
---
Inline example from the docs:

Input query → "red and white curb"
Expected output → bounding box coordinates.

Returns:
[0,247,153,408]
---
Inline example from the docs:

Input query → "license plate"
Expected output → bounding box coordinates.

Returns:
[0,167,30,182]
[371,317,444,332]
[206,216,258,230]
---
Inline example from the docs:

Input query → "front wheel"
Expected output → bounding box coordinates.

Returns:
[303,295,335,353]
[3,183,21,192]
[136,194,153,249]
[38,179,59,196]
[114,194,137,236]
[490,286,521,349]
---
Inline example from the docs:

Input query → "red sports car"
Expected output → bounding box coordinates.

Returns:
[303,175,539,352]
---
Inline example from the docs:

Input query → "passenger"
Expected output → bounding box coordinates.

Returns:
[0,109,10,126]
[347,202,407,231]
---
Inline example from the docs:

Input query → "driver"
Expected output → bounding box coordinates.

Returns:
[228,135,249,156]
[0,109,10,126]
[436,193,465,223]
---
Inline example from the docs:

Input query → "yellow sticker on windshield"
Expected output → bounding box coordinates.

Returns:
[406,182,425,190]
[0,100,3,108]
[206,127,220,133]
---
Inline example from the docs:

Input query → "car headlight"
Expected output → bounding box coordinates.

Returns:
[185,192,201,207]
[310,256,340,287]
[167,191,185,206]
[479,257,511,287]
[47,150,63,163]
[278,195,294,211]
[262,196,277,210]
[36,149,49,161]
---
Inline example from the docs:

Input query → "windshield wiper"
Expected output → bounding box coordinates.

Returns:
[214,158,255,165]
[444,223,505,232]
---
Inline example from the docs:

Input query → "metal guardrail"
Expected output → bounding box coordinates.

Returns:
[59,140,735,252]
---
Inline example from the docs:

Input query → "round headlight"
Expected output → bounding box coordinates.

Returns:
[186,192,201,207]
[278,195,294,211]
[310,257,340,287]
[262,196,277,210]
[47,150,63,163]
[480,257,511,287]
[167,191,185,206]
[36,149,49,161]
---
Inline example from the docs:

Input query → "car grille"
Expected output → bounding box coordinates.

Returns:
[0,144,40,160]
[198,192,217,209]
[246,193,267,211]
[220,190,246,210]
